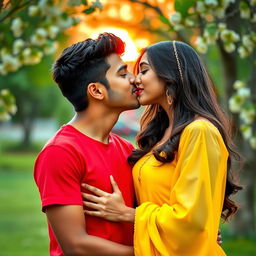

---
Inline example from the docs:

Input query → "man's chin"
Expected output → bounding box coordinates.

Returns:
[122,102,141,111]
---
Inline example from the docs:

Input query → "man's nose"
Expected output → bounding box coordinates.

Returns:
[129,73,135,84]
[135,74,142,86]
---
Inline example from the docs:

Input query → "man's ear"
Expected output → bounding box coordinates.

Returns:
[87,82,106,100]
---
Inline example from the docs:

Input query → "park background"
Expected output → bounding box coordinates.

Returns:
[0,0,255,255]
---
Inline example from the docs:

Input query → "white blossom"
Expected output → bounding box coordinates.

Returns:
[13,39,25,54]
[11,18,24,37]
[184,18,194,27]
[30,28,48,46]
[223,0,236,7]
[30,51,43,65]
[229,96,243,113]
[249,136,256,149]
[237,88,250,98]
[0,64,7,75]
[173,24,185,31]
[252,14,256,23]
[204,26,218,44]
[48,26,59,39]
[204,0,218,8]
[242,35,254,52]
[240,107,255,124]
[1,54,21,72]
[224,42,236,53]
[195,37,208,54]
[251,0,256,6]
[0,89,9,96]
[22,50,43,65]
[22,48,32,57]
[39,0,61,17]
[28,5,40,16]
[238,46,250,58]
[57,17,74,29]
[240,5,251,19]
[233,80,245,89]
[220,29,240,42]
[36,28,48,38]
[218,23,227,31]
[0,47,9,58]
[0,112,11,121]
[44,42,57,55]
[170,12,182,25]
[240,125,252,140]
[6,104,17,114]
[215,7,225,18]
[196,1,206,13]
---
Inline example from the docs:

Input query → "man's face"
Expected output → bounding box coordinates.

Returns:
[104,53,140,111]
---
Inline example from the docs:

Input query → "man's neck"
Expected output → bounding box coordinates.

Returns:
[68,106,121,144]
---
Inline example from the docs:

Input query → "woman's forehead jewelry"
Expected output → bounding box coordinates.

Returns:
[173,41,184,83]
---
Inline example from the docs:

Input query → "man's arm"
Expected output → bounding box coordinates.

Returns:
[46,205,134,256]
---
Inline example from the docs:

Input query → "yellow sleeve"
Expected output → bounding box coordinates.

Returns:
[134,122,228,256]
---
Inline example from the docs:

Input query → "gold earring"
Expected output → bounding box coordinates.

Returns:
[166,90,172,106]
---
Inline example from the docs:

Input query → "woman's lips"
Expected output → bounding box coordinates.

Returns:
[134,88,144,96]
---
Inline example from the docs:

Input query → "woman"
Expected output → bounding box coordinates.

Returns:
[82,41,242,255]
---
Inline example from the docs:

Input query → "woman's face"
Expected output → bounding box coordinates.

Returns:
[135,52,166,105]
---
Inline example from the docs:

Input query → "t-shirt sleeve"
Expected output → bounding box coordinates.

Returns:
[34,145,85,211]
[134,123,228,256]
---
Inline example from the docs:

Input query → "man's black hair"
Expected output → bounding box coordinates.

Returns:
[52,33,125,111]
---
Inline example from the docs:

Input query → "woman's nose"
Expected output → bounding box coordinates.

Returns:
[135,74,142,86]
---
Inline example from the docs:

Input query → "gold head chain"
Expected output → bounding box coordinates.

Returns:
[173,41,184,83]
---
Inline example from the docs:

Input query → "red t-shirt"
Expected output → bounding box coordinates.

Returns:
[34,125,135,256]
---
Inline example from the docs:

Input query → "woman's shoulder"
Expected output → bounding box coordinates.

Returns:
[182,119,221,140]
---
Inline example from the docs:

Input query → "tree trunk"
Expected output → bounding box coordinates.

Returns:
[18,98,39,148]
[22,115,33,147]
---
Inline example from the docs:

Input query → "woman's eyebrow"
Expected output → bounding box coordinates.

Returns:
[139,62,149,67]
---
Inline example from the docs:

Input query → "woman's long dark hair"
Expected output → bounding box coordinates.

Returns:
[128,41,242,221]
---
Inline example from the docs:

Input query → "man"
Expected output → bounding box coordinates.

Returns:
[34,33,140,256]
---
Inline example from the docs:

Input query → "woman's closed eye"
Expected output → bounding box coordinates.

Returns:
[140,69,148,75]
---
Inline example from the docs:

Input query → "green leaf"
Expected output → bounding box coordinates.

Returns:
[159,15,171,25]
[83,7,95,15]
[68,0,82,6]
[174,0,197,16]
[91,0,103,10]
[206,23,218,35]
[81,0,88,5]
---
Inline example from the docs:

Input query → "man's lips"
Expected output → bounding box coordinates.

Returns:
[134,87,144,96]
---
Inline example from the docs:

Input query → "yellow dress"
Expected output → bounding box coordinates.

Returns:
[133,120,228,256]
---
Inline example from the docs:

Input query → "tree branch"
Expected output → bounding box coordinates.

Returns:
[128,0,189,44]
[129,0,164,16]
[0,0,33,23]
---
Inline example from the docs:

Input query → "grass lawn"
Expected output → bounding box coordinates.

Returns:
[0,151,255,256]
[0,168,48,256]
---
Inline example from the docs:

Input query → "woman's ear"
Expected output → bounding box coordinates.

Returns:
[87,82,106,100]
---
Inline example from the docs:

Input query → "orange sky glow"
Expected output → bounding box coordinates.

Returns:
[67,0,175,62]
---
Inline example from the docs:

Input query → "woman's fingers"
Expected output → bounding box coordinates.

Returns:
[82,192,102,203]
[83,200,103,211]
[84,209,102,217]
[82,183,109,197]
[110,175,121,193]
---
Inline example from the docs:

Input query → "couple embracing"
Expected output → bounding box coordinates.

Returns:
[34,33,241,256]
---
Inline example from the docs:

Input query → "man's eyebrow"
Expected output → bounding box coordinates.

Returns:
[117,64,128,72]
[139,61,149,67]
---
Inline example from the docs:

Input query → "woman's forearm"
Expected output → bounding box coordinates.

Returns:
[119,206,135,223]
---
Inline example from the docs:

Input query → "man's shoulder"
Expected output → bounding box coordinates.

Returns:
[110,133,134,150]
[43,125,78,148]
[35,125,81,161]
